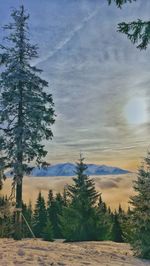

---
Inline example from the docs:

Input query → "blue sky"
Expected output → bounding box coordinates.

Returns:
[0,0,150,169]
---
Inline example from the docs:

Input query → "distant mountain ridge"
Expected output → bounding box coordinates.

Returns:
[31,163,130,177]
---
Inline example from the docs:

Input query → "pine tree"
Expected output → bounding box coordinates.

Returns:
[129,153,150,259]
[33,192,47,238]
[0,6,55,239]
[68,155,99,207]
[111,212,124,242]
[42,220,53,241]
[121,206,133,243]
[62,187,68,207]
[60,155,100,241]
[47,190,64,238]
[0,196,13,238]
[118,204,124,215]
[98,195,107,214]
[47,190,55,233]
[97,195,112,240]
[54,193,65,238]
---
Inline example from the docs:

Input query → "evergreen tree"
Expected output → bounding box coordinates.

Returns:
[98,195,107,214]
[108,206,112,215]
[60,155,101,241]
[33,192,47,238]
[0,6,55,239]
[0,196,13,238]
[62,187,68,207]
[111,212,124,242]
[47,190,64,238]
[121,206,133,243]
[118,204,124,215]
[68,155,99,207]
[127,206,132,215]
[117,204,126,226]
[42,220,53,241]
[54,193,65,238]
[47,190,56,234]
[129,153,150,259]
[97,195,112,240]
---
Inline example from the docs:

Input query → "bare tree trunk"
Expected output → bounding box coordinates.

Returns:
[14,80,24,240]
[14,178,23,240]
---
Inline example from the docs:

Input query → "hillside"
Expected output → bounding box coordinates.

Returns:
[0,239,149,266]
[31,163,129,176]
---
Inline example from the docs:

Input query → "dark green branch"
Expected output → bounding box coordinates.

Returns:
[118,20,150,49]
[107,0,136,8]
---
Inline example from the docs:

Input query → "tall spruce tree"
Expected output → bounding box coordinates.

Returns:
[0,6,55,239]
[60,155,100,241]
[129,152,150,259]
[68,155,99,207]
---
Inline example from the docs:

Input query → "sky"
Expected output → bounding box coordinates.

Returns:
[0,0,150,170]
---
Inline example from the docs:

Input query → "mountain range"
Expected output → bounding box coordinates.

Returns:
[31,163,130,177]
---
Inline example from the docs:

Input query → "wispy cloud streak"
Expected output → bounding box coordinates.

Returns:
[36,8,100,65]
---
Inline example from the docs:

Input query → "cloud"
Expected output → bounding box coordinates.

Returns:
[1,0,150,169]
[36,8,101,66]
[99,181,118,189]
[2,173,135,210]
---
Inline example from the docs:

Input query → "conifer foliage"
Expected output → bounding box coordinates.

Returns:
[68,155,99,207]
[0,196,13,238]
[60,155,101,241]
[108,0,136,8]
[111,212,124,242]
[33,192,47,238]
[108,0,150,50]
[42,220,53,241]
[47,190,64,238]
[0,6,55,239]
[97,195,112,240]
[129,153,150,259]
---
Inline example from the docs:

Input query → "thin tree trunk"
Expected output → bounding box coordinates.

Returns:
[14,79,24,240]
[14,179,23,240]
[13,12,25,239]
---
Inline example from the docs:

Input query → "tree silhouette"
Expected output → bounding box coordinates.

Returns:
[0,6,55,239]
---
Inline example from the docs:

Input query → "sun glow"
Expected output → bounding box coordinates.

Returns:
[124,97,148,125]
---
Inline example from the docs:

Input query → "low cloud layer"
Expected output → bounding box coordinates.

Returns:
[1,173,135,210]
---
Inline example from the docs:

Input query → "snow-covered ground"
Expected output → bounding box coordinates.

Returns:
[0,239,149,266]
